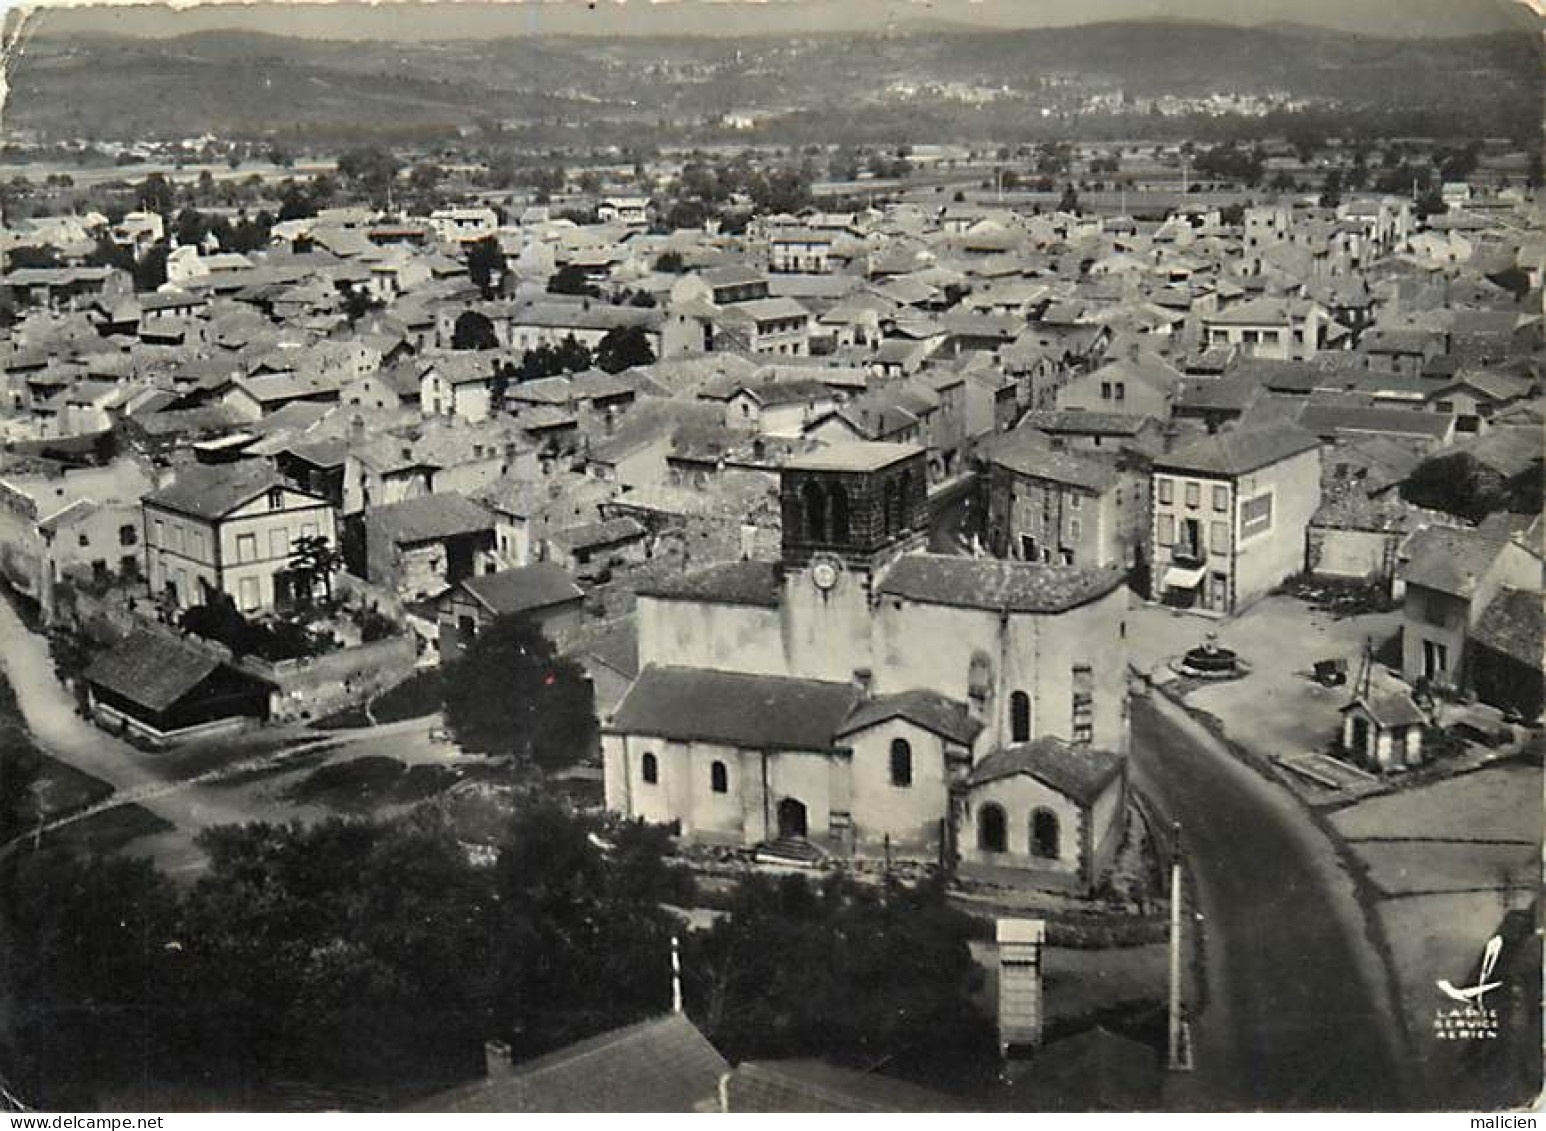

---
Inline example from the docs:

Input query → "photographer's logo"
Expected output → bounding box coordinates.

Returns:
[1433,935,1503,1041]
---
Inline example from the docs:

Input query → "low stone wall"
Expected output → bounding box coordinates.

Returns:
[240,633,418,724]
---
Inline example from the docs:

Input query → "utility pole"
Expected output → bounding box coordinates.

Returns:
[670,934,683,1014]
[1167,821,1192,1072]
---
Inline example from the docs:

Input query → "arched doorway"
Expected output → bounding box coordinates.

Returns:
[776,797,808,840]
[1031,808,1060,859]
[978,802,1007,853]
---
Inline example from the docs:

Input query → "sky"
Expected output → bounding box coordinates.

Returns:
[20,0,1544,40]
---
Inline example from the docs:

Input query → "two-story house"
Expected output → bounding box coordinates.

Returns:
[1150,427,1321,614]
[142,463,338,614]
[1397,524,1542,696]
[982,430,1148,571]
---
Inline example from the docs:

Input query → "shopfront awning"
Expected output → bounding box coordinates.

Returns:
[1163,564,1207,590]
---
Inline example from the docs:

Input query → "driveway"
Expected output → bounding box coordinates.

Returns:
[1131,690,1412,1111]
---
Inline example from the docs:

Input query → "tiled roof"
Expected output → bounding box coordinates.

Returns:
[1471,588,1545,669]
[407,1014,727,1113]
[785,441,921,474]
[966,736,1125,805]
[142,462,299,521]
[981,431,1121,493]
[1019,410,1151,437]
[547,516,646,551]
[1399,526,1506,598]
[877,554,1125,615]
[1294,402,1454,442]
[84,628,222,713]
[365,493,494,545]
[725,1060,965,1113]
[835,689,982,746]
[1153,426,1319,477]
[636,559,782,608]
[460,563,583,616]
[608,665,859,751]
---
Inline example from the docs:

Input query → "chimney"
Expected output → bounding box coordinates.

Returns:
[348,413,365,444]
[996,918,1046,1057]
[484,1040,513,1079]
[851,667,873,699]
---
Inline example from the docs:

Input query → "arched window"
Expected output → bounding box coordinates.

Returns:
[1010,691,1032,743]
[979,803,1007,853]
[641,752,658,785]
[710,760,728,794]
[829,484,851,542]
[968,653,993,712]
[889,738,913,787]
[1031,808,1060,859]
[802,480,828,542]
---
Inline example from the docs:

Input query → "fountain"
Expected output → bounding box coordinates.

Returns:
[1173,632,1250,681]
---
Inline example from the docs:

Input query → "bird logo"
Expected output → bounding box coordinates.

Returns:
[1436,935,1504,1008]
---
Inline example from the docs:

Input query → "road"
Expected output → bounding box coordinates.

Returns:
[1131,691,1413,1111]
[0,593,458,871]
[927,475,979,555]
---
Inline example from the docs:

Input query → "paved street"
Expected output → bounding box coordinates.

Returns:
[1131,691,1412,1111]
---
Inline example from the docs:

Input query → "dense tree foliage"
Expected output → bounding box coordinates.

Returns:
[441,614,596,768]
[1401,453,1541,524]
[685,872,996,1093]
[466,237,506,299]
[594,324,655,374]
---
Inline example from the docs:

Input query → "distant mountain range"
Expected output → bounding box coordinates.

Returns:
[7,19,1538,147]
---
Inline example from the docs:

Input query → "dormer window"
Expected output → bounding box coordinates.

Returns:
[267,488,284,511]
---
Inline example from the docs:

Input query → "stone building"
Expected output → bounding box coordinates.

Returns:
[602,440,1130,892]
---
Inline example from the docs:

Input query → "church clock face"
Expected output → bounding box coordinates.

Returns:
[810,554,843,592]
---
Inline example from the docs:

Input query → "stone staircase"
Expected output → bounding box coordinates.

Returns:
[753,836,825,868]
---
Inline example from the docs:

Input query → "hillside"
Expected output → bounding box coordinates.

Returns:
[6,21,1538,146]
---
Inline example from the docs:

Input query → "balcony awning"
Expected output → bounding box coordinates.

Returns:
[1163,564,1207,590]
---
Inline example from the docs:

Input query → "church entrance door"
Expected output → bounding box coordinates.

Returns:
[776,797,808,840]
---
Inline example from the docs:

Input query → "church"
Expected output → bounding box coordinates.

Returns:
[602,441,1131,892]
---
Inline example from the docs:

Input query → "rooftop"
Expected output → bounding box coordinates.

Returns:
[142,462,303,521]
[1153,426,1319,478]
[83,628,223,713]
[407,1014,726,1114]
[1399,526,1507,599]
[966,736,1125,805]
[784,441,922,474]
[877,554,1125,615]
[636,559,782,609]
[608,664,859,752]
[364,493,494,545]
[459,562,583,616]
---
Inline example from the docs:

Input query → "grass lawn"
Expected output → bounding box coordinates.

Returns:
[0,654,115,824]
[284,755,459,812]
[30,804,174,860]
[313,669,444,730]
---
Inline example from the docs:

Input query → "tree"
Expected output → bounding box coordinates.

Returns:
[653,250,685,273]
[288,534,341,605]
[133,242,169,292]
[685,873,996,1093]
[466,237,506,299]
[175,814,498,1090]
[1,853,181,1108]
[1319,169,1343,210]
[452,310,499,352]
[441,615,596,767]
[595,324,655,374]
[1058,183,1080,214]
[546,263,599,298]
[492,802,686,1058]
[135,172,175,215]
